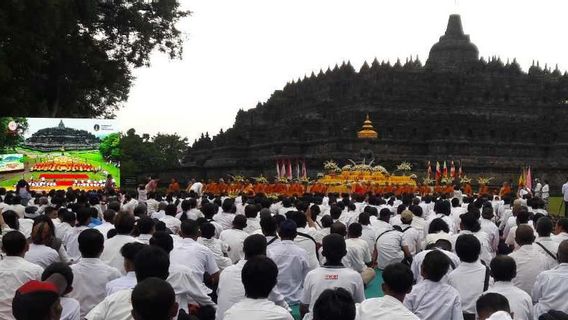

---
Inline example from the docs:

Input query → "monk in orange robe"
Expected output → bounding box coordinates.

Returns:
[499,182,511,198]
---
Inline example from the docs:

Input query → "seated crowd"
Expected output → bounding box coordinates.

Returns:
[1,185,568,320]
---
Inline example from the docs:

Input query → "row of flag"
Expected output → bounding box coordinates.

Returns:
[276,159,307,180]
[426,160,463,180]
[518,166,533,190]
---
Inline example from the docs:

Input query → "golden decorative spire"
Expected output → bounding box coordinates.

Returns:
[357,114,378,139]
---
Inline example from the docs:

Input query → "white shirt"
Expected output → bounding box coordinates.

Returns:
[135,234,152,245]
[295,227,320,270]
[168,263,215,311]
[93,222,115,240]
[375,229,405,269]
[563,182,568,202]
[24,243,60,268]
[505,224,537,249]
[508,244,553,295]
[64,226,90,260]
[216,260,288,320]
[213,212,236,230]
[357,295,419,320]
[224,298,293,320]
[170,238,220,279]
[69,257,121,317]
[219,228,249,263]
[100,234,137,275]
[343,238,371,272]
[400,224,422,255]
[85,289,132,320]
[532,263,568,318]
[197,237,233,269]
[60,297,81,320]
[176,208,204,221]
[411,248,460,283]
[56,222,74,241]
[360,225,376,253]
[480,218,500,255]
[370,219,392,236]
[301,266,365,320]
[151,210,166,220]
[403,279,463,320]
[160,215,182,234]
[448,260,492,314]
[105,271,137,296]
[244,217,261,234]
[451,230,492,264]
[0,256,43,320]
[542,184,550,199]
[552,232,568,244]
[268,240,311,304]
[486,281,533,320]
[534,236,559,267]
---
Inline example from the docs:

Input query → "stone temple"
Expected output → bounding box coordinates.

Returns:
[183,14,568,189]
[24,120,100,151]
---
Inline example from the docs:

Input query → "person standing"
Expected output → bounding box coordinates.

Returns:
[562,178,568,217]
[542,180,550,210]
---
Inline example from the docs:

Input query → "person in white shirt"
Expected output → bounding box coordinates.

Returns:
[69,229,121,317]
[0,231,44,320]
[485,256,533,320]
[508,225,554,295]
[217,234,289,320]
[532,239,568,318]
[106,242,145,296]
[135,217,155,245]
[358,262,419,320]
[476,293,514,320]
[424,218,452,247]
[121,194,139,215]
[100,212,137,275]
[268,219,311,305]
[300,234,364,320]
[131,277,179,320]
[214,199,237,230]
[425,200,456,237]
[291,212,320,270]
[176,198,203,221]
[56,210,76,241]
[452,212,492,265]
[399,210,423,256]
[479,206,499,257]
[169,219,220,287]
[505,208,535,250]
[373,213,412,270]
[411,239,460,283]
[358,212,376,252]
[552,218,568,243]
[145,193,160,215]
[151,202,167,220]
[63,208,92,261]
[404,250,463,320]
[189,180,204,196]
[409,204,427,235]
[448,234,492,319]
[562,178,568,217]
[541,180,550,209]
[198,222,233,270]
[371,208,393,236]
[312,287,356,320]
[93,209,116,240]
[25,220,61,268]
[224,255,293,320]
[534,217,560,267]
[160,204,181,235]
[344,223,375,285]
[243,204,261,234]
[41,262,82,320]
[219,215,249,263]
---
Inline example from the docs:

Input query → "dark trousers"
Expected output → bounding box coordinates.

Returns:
[565,201,568,217]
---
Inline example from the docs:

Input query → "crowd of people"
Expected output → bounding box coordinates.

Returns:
[0,177,567,320]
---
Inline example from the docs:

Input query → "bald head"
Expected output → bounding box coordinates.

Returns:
[558,240,568,263]
[515,225,535,246]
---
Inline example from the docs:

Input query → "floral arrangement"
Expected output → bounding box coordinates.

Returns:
[477,176,494,185]
[423,177,435,185]
[409,174,417,179]
[396,161,412,171]
[229,175,246,183]
[371,165,389,174]
[299,176,311,183]
[316,172,324,178]
[440,176,453,185]
[460,175,472,184]
[277,176,289,183]
[324,160,340,172]
[342,164,353,171]
[254,176,268,184]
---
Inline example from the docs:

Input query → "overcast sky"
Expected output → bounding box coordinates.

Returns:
[117,0,568,143]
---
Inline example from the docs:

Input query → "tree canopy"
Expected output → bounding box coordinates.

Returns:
[0,0,189,117]
[0,117,28,153]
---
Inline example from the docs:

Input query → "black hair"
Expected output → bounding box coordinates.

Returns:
[321,215,333,228]
[137,217,155,234]
[358,212,370,226]
[379,208,391,220]
[121,242,147,262]
[330,222,347,237]
[382,263,413,294]
[78,229,104,258]
[114,212,135,234]
[221,198,235,213]
[476,293,511,317]
[108,201,121,212]
[150,231,174,254]
[537,217,553,237]
[516,208,530,224]
[2,210,19,231]
[1,231,26,256]
[490,256,516,282]
[422,250,450,282]
[41,262,74,291]
[348,223,362,238]
[134,246,170,282]
[200,222,215,239]
[165,204,177,217]
[180,219,200,238]
[557,218,568,233]
[245,204,259,219]
[410,205,423,218]
[313,288,356,320]
[290,211,307,228]
[330,205,342,220]
[460,212,481,232]
[322,234,347,264]
[428,218,449,234]
[132,277,176,320]
[242,256,278,299]
[455,234,481,263]
[103,209,116,223]
[232,215,247,229]
[243,234,267,259]
[260,216,277,236]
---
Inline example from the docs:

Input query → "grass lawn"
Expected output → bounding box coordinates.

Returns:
[548,197,566,217]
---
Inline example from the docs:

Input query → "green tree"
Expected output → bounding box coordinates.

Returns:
[0,0,189,117]
[99,132,120,161]
[0,117,28,153]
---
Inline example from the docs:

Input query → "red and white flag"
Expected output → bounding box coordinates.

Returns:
[280,161,286,179]
[458,161,463,178]
[295,160,300,179]
[435,161,441,180]
[443,161,448,178]
[427,161,432,178]
[301,160,307,178]
[276,160,281,178]
[287,160,293,180]
[450,161,456,178]
[526,166,532,191]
